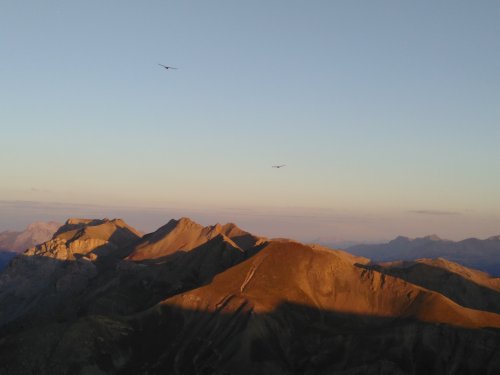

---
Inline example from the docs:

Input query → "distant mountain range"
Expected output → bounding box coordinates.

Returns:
[0,217,499,374]
[346,235,500,276]
[0,221,61,270]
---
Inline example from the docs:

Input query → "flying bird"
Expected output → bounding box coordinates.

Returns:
[158,64,178,70]
[272,165,286,168]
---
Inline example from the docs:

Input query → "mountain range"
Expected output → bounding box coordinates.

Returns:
[346,234,500,276]
[0,218,499,374]
[0,221,61,270]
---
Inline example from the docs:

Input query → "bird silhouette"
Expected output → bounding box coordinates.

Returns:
[159,64,178,70]
[272,165,286,168]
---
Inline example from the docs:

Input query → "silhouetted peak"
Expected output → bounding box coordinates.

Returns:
[391,234,442,243]
[391,236,411,243]
[422,234,442,241]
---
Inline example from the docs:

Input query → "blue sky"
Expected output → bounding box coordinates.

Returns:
[1,1,499,242]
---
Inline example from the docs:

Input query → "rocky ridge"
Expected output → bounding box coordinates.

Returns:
[0,217,499,374]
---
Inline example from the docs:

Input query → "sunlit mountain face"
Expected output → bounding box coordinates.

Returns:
[0,217,499,374]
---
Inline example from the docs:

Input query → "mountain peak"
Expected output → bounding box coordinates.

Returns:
[176,217,203,229]
[391,234,442,243]
[126,217,265,261]
[164,240,500,329]
[27,218,141,261]
[0,221,61,254]
[221,222,238,230]
[154,217,205,234]
[25,221,60,232]
[2,218,500,374]
[55,218,108,237]
[391,235,411,243]
[422,234,442,241]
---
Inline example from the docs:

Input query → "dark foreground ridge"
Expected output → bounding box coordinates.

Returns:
[0,217,499,374]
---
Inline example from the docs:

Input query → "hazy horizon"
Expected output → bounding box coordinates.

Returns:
[1,199,498,245]
[1,1,499,242]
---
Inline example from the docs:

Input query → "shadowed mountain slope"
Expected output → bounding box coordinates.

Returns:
[0,218,143,330]
[364,258,500,314]
[79,233,259,318]
[162,241,500,328]
[1,218,500,374]
[0,218,264,333]
[117,241,500,374]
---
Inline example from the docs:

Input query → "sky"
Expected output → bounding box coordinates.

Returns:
[1,1,499,243]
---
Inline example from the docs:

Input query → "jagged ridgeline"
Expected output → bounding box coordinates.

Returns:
[347,235,500,276]
[0,218,499,374]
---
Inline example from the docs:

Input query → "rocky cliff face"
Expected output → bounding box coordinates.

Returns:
[0,218,499,374]
[0,218,142,329]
